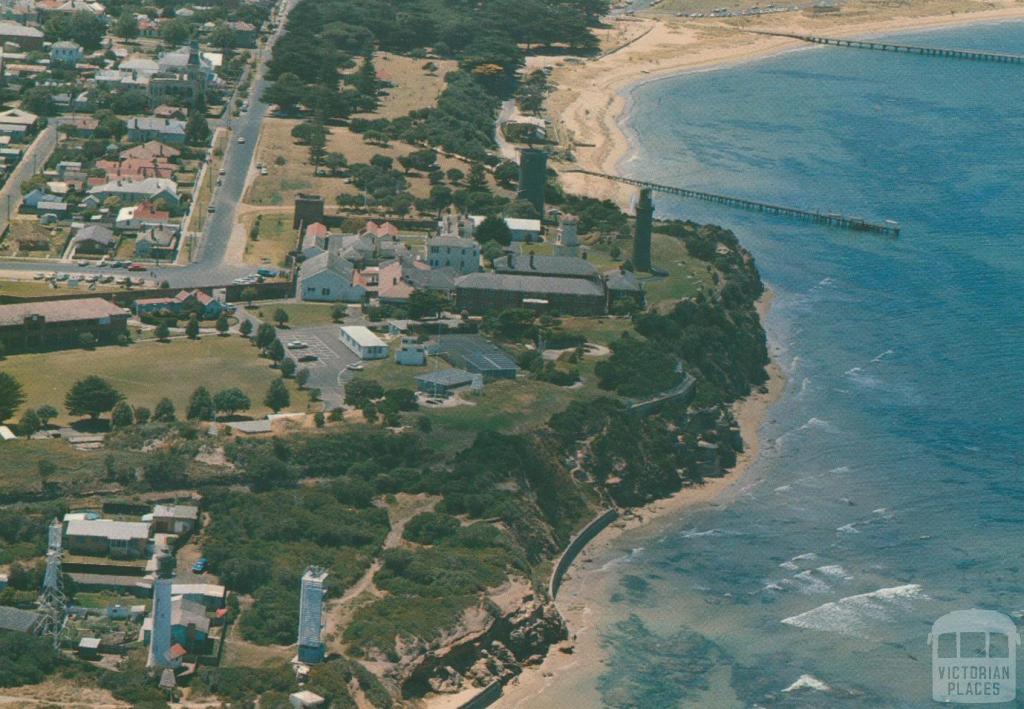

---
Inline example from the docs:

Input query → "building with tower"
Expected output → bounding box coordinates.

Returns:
[297,567,328,664]
[633,188,654,273]
[517,148,547,217]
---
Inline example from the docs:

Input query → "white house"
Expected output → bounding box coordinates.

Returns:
[298,251,365,303]
[339,326,387,360]
[89,178,179,205]
[50,40,83,65]
[426,236,480,274]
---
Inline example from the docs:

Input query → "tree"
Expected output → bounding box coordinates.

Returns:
[494,160,518,187]
[269,339,286,364]
[323,152,348,176]
[185,111,211,147]
[134,407,151,424]
[160,17,191,46]
[65,376,123,421]
[482,240,505,265]
[305,120,327,174]
[255,323,277,351]
[475,215,512,246]
[209,22,236,50]
[264,379,290,413]
[44,11,105,50]
[241,287,258,305]
[110,401,134,429]
[187,387,215,421]
[78,332,97,350]
[263,72,305,111]
[280,357,297,378]
[216,314,230,336]
[35,405,58,428]
[446,168,465,184]
[407,289,450,319]
[272,308,290,327]
[467,163,488,191]
[344,379,383,408]
[154,398,176,422]
[21,86,56,117]
[213,388,251,418]
[113,11,139,40]
[185,315,200,340]
[0,372,25,422]
[429,185,453,214]
[155,322,171,342]
[384,388,418,411]
[296,368,311,389]
[239,319,254,338]
[18,408,40,435]
[331,305,346,322]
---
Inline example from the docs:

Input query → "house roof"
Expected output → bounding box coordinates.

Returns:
[152,504,198,520]
[340,325,385,348]
[0,21,43,39]
[429,236,478,249]
[89,177,177,197]
[127,117,185,135]
[121,141,180,161]
[470,215,541,233]
[138,225,179,247]
[0,298,125,328]
[415,368,476,387]
[0,107,38,126]
[171,582,225,599]
[493,254,598,279]
[65,519,151,541]
[605,268,643,292]
[0,606,42,633]
[71,224,115,245]
[455,272,605,297]
[171,597,210,633]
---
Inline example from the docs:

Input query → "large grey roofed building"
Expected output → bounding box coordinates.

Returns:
[455,272,607,315]
[493,253,599,280]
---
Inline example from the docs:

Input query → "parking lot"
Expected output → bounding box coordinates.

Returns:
[284,323,360,408]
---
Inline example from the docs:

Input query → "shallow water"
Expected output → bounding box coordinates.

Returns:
[550,23,1024,707]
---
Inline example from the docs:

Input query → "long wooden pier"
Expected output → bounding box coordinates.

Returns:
[750,30,1024,64]
[568,168,900,237]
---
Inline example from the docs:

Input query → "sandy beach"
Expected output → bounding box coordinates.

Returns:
[547,0,1024,206]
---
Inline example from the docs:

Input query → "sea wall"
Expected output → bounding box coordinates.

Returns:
[549,508,619,599]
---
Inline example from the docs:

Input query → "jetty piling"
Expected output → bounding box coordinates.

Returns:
[748,30,1024,64]
[567,168,900,237]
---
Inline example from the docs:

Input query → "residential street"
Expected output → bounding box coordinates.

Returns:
[0,0,297,288]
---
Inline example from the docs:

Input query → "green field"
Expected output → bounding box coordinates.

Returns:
[1,336,308,423]
[244,213,299,268]
[252,301,343,328]
[641,232,715,309]
[0,439,139,494]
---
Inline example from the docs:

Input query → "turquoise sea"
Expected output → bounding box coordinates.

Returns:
[546,22,1024,707]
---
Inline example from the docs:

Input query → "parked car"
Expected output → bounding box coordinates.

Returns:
[191,558,208,574]
[257,268,277,278]
[298,354,318,363]
[77,260,89,267]
[286,340,309,349]
[208,205,216,213]
[237,136,246,144]
[127,263,146,272]
[33,272,45,280]
[346,362,364,371]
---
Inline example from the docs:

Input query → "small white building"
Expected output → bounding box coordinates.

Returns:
[395,337,427,366]
[470,215,542,242]
[339,326,387,360]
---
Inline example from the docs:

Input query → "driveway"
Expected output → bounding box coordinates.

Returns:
[284,323,360,408]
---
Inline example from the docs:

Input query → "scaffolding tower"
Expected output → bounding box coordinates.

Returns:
[36,518,68,650]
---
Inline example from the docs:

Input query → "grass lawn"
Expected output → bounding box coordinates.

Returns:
[1,336,309,423]
[246,119,511,207]
[557,316,635,346]
[75,591,148,609]
[243,212,297,268]
[251,302,343,328]
[0,439,140,495]
[639,232,716,310]
[355,52,457,119]
[0,219,68,259]
[353,342,425,391]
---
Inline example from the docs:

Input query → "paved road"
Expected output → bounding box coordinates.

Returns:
[0,0,296,288]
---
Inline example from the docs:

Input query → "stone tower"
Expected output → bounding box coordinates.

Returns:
[633,188,654,273]
[517,148,547,218]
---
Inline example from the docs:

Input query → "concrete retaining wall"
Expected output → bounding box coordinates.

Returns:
[548,508,619,599]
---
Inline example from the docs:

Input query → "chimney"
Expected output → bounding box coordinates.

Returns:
[529,252,535,269]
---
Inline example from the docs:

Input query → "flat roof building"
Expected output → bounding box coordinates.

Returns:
[0,298,128,353]
[339,325,388,360]
[65,519,151,558]
[415,368,482,396]
[431,334,519,381]
[455,272,606,315]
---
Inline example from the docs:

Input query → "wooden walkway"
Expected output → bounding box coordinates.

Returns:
[751,30,1024,64]
[568,168,900,237]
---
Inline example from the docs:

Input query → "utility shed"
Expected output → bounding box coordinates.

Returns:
[431,334,519,381]
[339,325,388,360]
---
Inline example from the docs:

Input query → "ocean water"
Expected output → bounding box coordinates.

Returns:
[552,23,1024,707]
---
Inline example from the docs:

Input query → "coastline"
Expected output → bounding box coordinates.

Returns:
[500,7,1024,704]
[497,291,785,708]
[549,2,1024,205]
